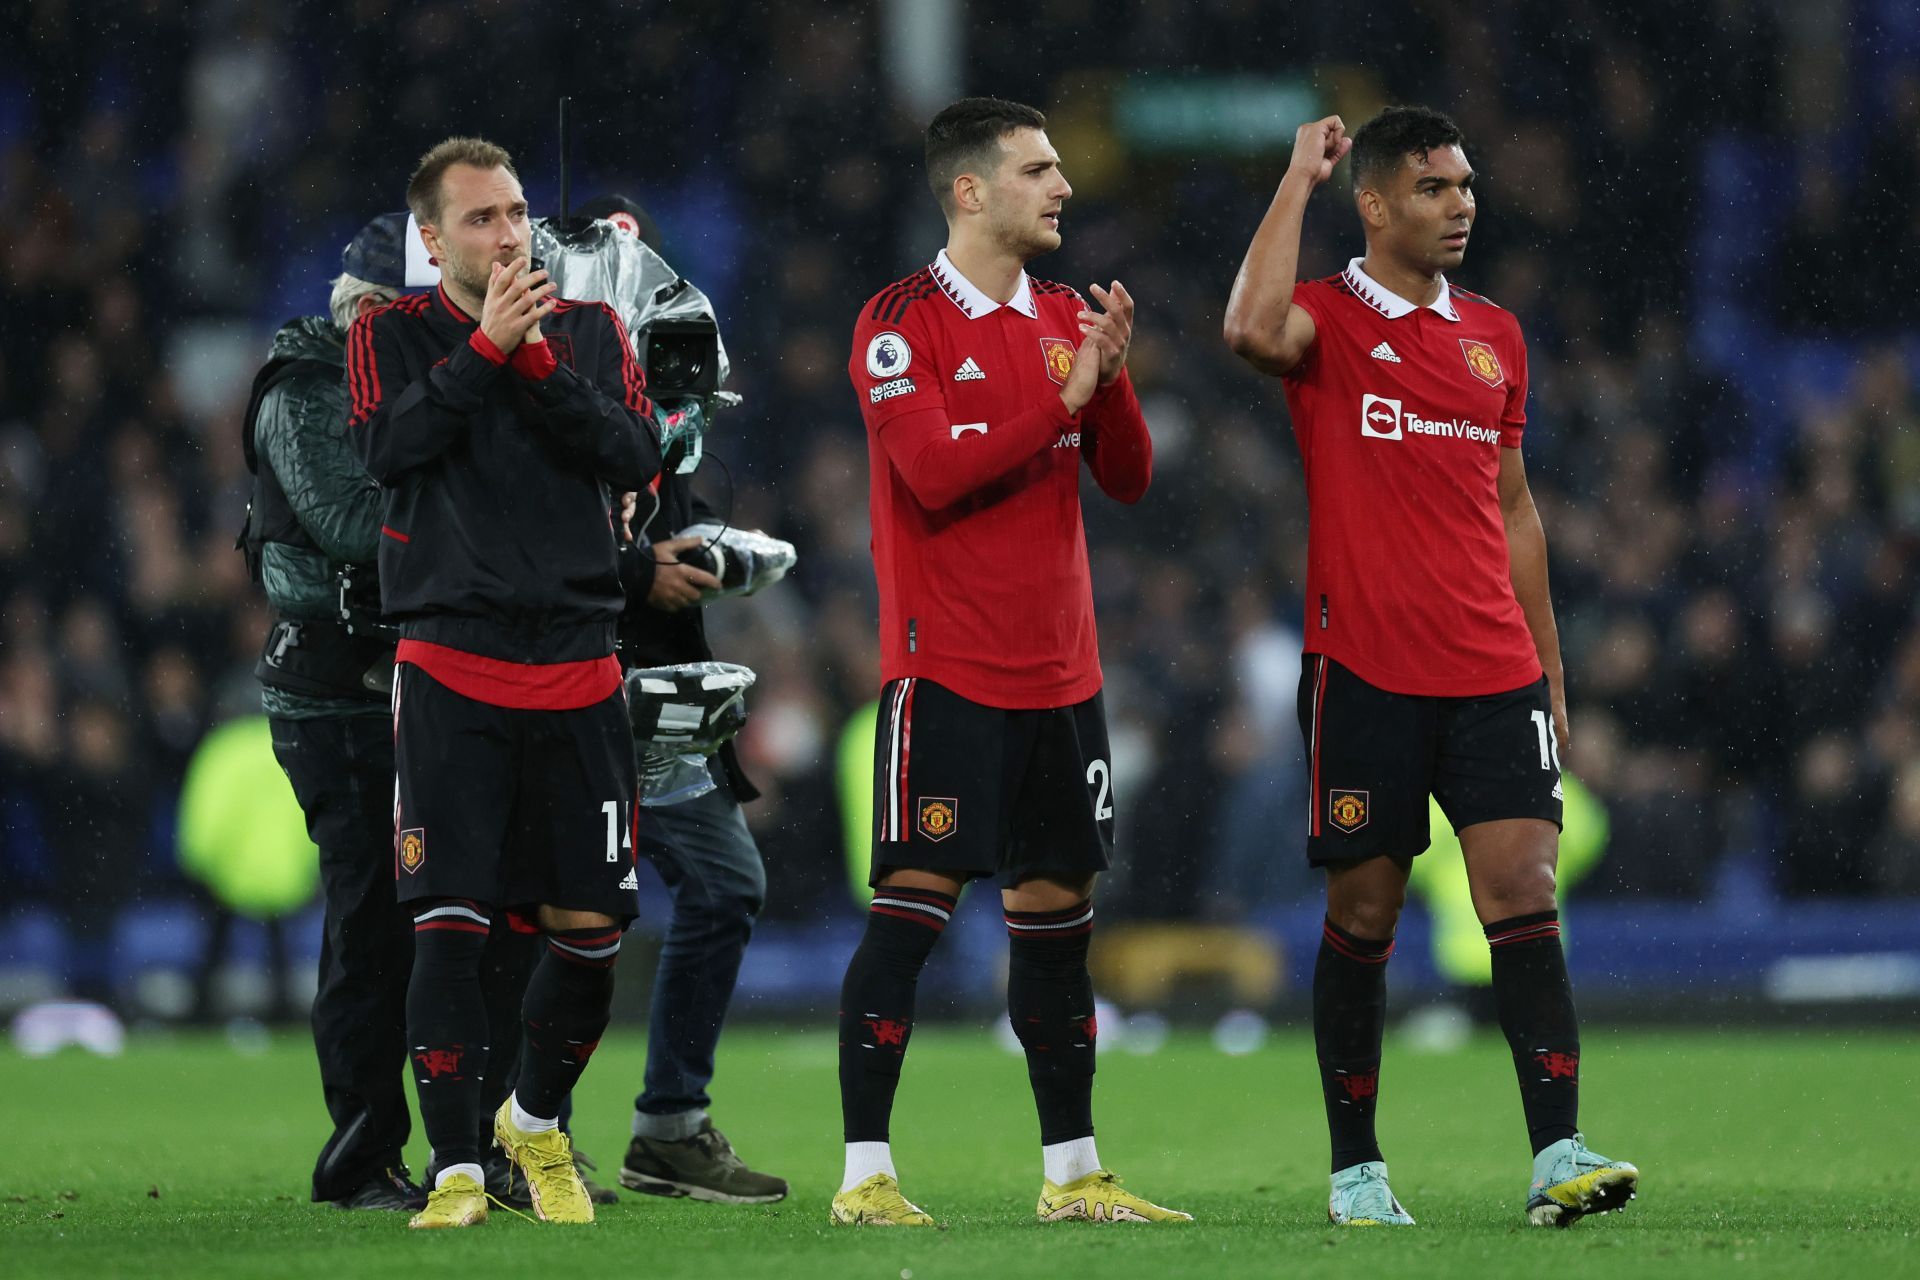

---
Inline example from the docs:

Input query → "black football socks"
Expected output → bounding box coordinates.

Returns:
[514,925,623,1121]
[1314,917,1394,1173]
[1486,911,1581,1154]
[1005,898,1099,1146]
[837,886,956,1141]
[407,900,493,1177]
[476,923,542,1144]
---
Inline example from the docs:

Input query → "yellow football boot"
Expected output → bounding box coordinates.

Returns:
[829,1173,937,1226]
[407,1172,488,1229]
[493,1100,595,1224]
[1038,1170,1192,1223]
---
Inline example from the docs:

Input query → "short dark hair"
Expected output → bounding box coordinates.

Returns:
[407,136,518,226]
[925,97,1047,214]
[1349,106,1466,190]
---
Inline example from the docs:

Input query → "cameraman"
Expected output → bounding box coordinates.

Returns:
[243,213,418,1212]
[570,197,789,1203]
[610,451,790,1205]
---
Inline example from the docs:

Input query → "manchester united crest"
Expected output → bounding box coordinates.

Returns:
[1040,337,1076,386]
[917,797,958,842]
[1459,339,1504,388]
[399,827,426,874]
[1328,790,1369,834]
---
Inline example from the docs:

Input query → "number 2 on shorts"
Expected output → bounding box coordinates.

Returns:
[1086,758,1114,821]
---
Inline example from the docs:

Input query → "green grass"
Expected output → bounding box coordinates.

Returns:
[2,1025,1916,1278]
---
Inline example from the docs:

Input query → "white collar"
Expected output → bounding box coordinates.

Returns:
[931,248,1037,320]
[1343,257,1460,322]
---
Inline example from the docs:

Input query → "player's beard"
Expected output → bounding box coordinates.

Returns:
[990,205,1058,263]
[439,246,506,304]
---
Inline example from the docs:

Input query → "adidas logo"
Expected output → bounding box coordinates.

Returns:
[1551,780,1564,802]
[618,868,639,890]
[1370,342,1402,363]
[953,357,986,381]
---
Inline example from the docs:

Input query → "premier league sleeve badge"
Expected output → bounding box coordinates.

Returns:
[867,331,913,379]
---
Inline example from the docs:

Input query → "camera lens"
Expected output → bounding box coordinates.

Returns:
[650,338,703,389]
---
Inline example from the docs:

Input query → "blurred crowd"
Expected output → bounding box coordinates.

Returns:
[2,0,1917,979]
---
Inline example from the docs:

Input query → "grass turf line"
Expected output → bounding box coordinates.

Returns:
[2,1027,1916,1279]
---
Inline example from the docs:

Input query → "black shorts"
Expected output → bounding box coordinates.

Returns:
[1297,655,1563,867]
[871,678,1114,888]
[391,664,641,918]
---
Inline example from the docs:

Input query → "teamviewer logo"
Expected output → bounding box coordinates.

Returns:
[1361,394,1404,440]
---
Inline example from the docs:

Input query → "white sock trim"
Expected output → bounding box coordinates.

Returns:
[435,1161,484,1189]
[841,1141,896,1193]
[511,1094,559,1133]
[1043,1136,1101,1186]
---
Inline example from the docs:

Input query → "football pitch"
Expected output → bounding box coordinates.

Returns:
[4,1025,1916,1279]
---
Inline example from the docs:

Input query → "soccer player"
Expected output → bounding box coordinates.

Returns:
[1223,107,1640,1228]
[348,137,662,1228]
[834,97,1187,1228]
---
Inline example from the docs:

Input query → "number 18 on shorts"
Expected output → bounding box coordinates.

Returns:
[1297,655,1563,866]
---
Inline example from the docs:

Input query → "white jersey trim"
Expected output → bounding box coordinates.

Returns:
[931,249,1037,320]
[1342,257,1460,322]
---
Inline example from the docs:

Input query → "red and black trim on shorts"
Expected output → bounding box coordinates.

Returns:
[1306,653,1330,837]
[877,677,919,843]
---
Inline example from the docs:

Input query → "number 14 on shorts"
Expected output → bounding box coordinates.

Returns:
[602,799,635,862]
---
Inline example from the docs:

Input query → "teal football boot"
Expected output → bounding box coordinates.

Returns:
[1526,1134,1639,1227]
[1327,1161,1415,1226]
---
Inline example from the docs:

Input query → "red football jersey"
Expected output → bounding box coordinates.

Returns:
[1282,258,1542,697]
[851,250,1152,709]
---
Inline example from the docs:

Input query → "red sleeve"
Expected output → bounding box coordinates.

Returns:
[851,298,941,432]
[852,301,1073,511]
[509,335,557,380]
[1280,279,1329,382]
[1501,323,1528,449]
[469,329,509,366]
[1081,370,1152,503]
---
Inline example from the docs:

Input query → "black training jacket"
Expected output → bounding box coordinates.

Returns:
[347,285,662,665]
